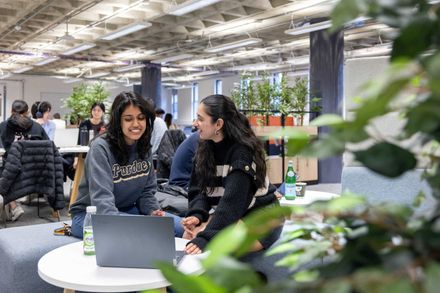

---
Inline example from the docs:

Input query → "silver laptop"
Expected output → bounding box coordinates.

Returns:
[92,214,184,269]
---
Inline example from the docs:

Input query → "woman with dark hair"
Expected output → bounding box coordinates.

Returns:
[76,102,106,145]
[0,99,49,221]
[69,92,183,238]
[164,113,178,129]
[182,94,282,254]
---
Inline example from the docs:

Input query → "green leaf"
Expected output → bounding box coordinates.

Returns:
[392,15,437,61]
[157,262,226,293]
[321,279,351,293]
[309,114,345,127]
[325,195,366,214]
[425,262,440,293]
[427,53,440,94]
[412,191,425,208]
[205,257,262,291]
[300,135,345,159]
[354,142,417,177]
[294,270,320,283]
[275,128,310,156]
[204,224,247,269]
[330,0,364,32]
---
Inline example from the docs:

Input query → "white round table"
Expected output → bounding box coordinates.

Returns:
[279,190,339,206]
[38,238,203,292]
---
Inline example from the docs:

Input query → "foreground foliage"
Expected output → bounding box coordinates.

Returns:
[155,1,440,292]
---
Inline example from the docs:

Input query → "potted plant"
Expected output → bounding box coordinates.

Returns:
[279,75,295,126]
[63,82,109,125]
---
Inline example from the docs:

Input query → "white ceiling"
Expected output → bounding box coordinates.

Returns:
[0,0,393,86]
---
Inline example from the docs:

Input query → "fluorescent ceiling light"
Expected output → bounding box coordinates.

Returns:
[286,56,309,65]
[161,76,176,82]
[168,0,222,16]
[345,44,392,59]
[113,49,155,59]
[62,43,96,55]
[63,78,82,83]
[12,66,34,73]
[227,62,291,72]
[190,70,220,77]
[287,70,309,77]
[153,54,194,64]
[285,20,332,35]
[113,63,145,73]
[34,56,60,66]
[99,21,152,41]
[0,72,12,79]
[162,82,181,87]
[85,72,110,78]
[205,38,262,53]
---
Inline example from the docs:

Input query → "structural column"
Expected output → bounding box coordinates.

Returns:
[138,62,162,107]
[309,25,344,183]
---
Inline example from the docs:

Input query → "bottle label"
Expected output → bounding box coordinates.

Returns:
[287,170,295,177]
[285,183,296,200]
[83,226,95,255]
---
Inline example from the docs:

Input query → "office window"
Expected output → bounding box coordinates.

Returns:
[191,83,199,119]
[171,89,178,119]
[214,79,222,95]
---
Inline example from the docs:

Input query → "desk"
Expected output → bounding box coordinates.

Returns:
[58,146,89,206]
[38,239,203,293]
[279,190,339,206]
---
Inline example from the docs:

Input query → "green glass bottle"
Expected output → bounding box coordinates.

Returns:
[284,160,296,200]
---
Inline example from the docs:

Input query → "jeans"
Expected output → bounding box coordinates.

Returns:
[71,206,183,239]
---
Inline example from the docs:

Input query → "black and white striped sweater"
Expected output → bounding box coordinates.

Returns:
[187,139,277,250]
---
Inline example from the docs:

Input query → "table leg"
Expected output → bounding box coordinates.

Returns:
[69,154,85,206]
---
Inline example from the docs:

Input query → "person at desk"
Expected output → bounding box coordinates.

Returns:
[31,101,56,140]
[76,102,106,145]
[0,100,49,221]
[69,91,183,238]
[182,94,282,255]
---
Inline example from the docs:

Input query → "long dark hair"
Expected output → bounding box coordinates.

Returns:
[105,91,155,164]
[164,113,173,128]
[195,94,267,193]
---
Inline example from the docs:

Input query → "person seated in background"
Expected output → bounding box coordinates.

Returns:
[164,113,178,130]
[0,100,49,221]
[151,107,167,155]
[69,91,183,238]
[181,95,282,255]
[76,102,106,145]
[52,113,66,129]
[168,131,199,190]
[31,101,56,140]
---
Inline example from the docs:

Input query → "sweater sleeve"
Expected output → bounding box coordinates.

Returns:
[185,167,211,223]
[136,154,160,215]
[86,140,119,215]
[189,170,255,251]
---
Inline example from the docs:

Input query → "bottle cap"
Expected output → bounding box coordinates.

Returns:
[86,206,97,213]
[288,160,293,164]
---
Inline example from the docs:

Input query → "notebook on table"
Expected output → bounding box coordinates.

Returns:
[91,214,185,269]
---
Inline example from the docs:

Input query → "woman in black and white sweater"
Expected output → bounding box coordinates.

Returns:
[182,94,282,255]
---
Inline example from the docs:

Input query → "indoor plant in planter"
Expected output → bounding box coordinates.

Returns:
[279,74,295,126]
[63,82,109,125]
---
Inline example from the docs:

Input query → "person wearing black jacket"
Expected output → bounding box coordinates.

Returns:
[182,95,282,255]
[0,99,49,221]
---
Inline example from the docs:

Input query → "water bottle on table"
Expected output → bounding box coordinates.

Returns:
[83,206,97,255]
[284,160,296,200]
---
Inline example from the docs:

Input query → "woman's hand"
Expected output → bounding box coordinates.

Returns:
[151,210,165,216]
[181,216,200,239]
[185,243,202,255]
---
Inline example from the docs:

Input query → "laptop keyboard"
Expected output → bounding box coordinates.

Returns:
[174,250,186,265]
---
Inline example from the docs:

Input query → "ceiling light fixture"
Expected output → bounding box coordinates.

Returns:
[190,70,220,77]
[62,42,96,55]
[12,66,34,74]
[85,72,110,78]
[168,0,223,16]
[63,77,82,83]
[34,56,60,66]
[284,20,332,35]
[99,21,152,41]
[113,63,145,73]
[153,54,194,64]
[205,38,262,53]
